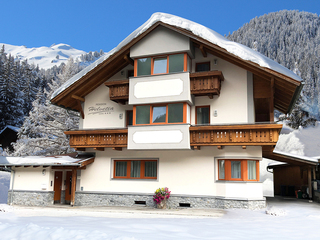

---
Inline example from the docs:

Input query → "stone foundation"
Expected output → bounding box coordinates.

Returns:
[7,190,54,206]
[75,191,266,210]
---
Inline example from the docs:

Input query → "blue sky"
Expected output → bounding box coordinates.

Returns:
[1,0,320,53]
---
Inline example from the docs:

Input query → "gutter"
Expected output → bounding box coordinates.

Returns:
[4,166,15,205]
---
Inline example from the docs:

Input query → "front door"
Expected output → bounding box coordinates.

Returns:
[53,171,63,203]
[65,171,72,203]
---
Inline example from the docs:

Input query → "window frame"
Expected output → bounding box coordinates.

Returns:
[217,159,260,182]
[133,102,188,126]
[195,105,210,125]
[126,110,133,127]
[134,53,188,77]
[113,159,158,180]
[195,61,210,72]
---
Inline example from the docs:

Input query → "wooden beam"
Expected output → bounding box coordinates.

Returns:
[270,77,275,122]
[112,147,122,151]
[217,146,223,150]
[193,146,201,150]
[308,167,312,199]
[80,158,95,168]
[74,148,86,151]
[124,55,134,66]
[93,147,104,151]
[71,95,85,102]
[199,45,207,57]
[71,168,77,206]
[242,146,247,149]
[52,166,77,170]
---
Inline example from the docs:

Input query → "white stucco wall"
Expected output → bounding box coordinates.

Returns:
[130,26,193,58]
[191,49,251,125]
[78,146,267,200]
[83,84,132,129]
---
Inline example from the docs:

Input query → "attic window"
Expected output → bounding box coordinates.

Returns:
[135,53,187,76]
[196,62,210,72]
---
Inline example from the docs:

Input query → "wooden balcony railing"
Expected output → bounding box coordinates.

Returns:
[104,80,129,104]
[190,124,282,147]
[65,129,128,150]
[190,71,224,98]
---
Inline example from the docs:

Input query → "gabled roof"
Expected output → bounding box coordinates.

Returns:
[51,12,303,114]
[264,150,318,167]
[0,125,20,135]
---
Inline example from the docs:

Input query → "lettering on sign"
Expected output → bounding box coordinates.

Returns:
[88,103,114,115]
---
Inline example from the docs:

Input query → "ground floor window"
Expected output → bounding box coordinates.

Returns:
[218,159,259,181]
[113,160,157,179]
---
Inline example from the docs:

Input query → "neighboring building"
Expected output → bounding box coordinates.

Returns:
[0,126,19,152]
[0,13,305,209]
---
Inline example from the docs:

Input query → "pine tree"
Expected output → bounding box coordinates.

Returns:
[12,58,80,156]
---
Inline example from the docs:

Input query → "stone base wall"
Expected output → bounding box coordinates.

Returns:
[75,192,266,210]
[7,190,54,206]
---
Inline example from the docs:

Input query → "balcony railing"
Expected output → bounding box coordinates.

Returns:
[104,80,129,104]
[190,71,224,98]
[189,124,282,147]
[65,129,128,150]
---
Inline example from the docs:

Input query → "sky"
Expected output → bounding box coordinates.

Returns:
[1,0,320,53]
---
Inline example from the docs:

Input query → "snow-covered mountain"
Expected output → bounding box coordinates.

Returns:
[0,43,87,69]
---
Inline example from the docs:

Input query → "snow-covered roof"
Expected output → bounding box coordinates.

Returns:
[0,154,95,167]
[0,125,20,135]
[51,12,302,100]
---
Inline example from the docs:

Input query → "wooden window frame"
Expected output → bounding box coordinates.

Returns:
[195,61,210,72]
[133,103,188,125]
[134,53,188,77]
[113,160,157,179]
[218,159,260,182]
[195,105,210,125]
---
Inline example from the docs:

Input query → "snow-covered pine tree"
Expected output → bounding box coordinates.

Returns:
[12,58,81,156]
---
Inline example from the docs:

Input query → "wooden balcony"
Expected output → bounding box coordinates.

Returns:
[190,123,282,148]
[65,129,128,150]
[190,71,224,98]
[104,80,129,104]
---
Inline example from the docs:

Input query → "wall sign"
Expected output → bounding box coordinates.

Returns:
[88,103,114,115]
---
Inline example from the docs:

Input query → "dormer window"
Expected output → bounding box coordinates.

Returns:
[135,53,188,76]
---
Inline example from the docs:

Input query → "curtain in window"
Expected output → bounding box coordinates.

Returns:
[247,160,257,180]
[131,161,141,178]
[115,161,127,177]
[145,161,157,177]
[231,161,241,179]
[219,160,225,179]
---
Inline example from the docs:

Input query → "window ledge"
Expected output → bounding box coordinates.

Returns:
[216,180,262,183]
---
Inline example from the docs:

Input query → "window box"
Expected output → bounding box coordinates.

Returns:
[218,159,259,181]
[113,160,157,179]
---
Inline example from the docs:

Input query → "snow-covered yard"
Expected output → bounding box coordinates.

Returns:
[0,198,319,240]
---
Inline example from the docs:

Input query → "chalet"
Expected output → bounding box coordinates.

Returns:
[0,13,307,209]
[0,126,19,152]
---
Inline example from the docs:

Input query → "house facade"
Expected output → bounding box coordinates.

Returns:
[4,13,303,209]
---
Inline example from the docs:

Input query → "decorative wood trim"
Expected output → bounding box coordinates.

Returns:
[93,147,104,151]
[124,55,134,66]
[113,147,122,151]
[71,95,85,102]
[199,45,207,57]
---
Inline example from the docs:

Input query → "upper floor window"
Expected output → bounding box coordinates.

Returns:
[135,53,187,76]
[218,159,259,181]
[196,62,210,72]
[114,160,157,179]
[196,106,210,124]
[133,103,186,125]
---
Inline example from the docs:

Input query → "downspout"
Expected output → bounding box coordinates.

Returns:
[5,166,15,205]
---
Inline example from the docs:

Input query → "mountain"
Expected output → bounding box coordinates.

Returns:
[0,43,86,69]
[227,10,320,126]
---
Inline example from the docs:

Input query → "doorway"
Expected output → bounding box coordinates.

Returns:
[53,171,62,203]
[65,171,72,204]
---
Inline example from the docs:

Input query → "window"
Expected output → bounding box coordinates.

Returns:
[196,106,210,124]
[196,62,210,72]
[135,53,187,76]
[133,103,186,125]
[113,160,157,179]
[218,159,259,181]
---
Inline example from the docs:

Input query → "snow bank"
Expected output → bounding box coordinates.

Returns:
[265,206,287,216]
[51,12,301,100]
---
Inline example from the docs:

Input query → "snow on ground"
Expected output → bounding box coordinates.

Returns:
[275,122,320,157]
[0,198,319,240]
